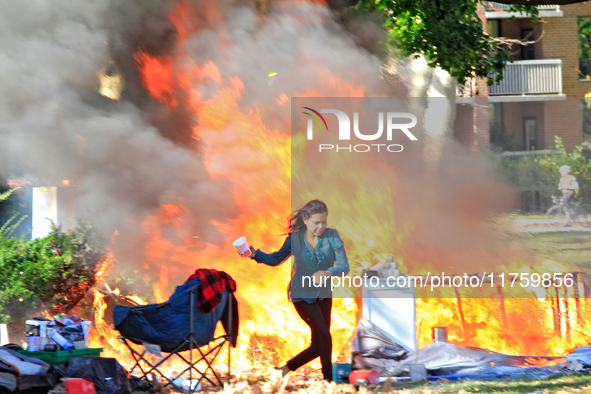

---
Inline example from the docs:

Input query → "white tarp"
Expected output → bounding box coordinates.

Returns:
[351,319,589,377]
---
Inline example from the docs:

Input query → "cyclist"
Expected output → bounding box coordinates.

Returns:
[558,165,579,226]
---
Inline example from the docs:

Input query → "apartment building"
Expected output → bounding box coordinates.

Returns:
[454,1,591,152]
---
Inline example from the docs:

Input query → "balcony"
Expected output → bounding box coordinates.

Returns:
[483,1,563,18]
[499,149,562,163]
[488,59,565,102]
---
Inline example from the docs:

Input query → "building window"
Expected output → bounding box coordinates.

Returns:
[582,99,591,142]
[579,17,591,79]
[521,29,535,60]
[489,103,514,151]
[524,117,537,150]
[487,20,501,38]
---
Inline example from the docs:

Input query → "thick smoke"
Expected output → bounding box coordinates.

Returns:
[0,0,516,296]
[0,0,241,286]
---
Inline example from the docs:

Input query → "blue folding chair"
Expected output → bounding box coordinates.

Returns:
[114,278,234,392]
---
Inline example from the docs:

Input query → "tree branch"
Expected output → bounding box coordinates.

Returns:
[492,29,546,49]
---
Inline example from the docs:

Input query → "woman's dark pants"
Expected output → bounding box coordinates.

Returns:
[286,298,333,381]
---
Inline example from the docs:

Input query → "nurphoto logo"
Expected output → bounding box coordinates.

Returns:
[302,107,418,153]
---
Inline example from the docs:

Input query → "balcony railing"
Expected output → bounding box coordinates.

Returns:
[483,1,560,12]
[499,149,562,163]
[488,59,562,96]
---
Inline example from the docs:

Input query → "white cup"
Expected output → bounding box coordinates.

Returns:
[233,236,252,258]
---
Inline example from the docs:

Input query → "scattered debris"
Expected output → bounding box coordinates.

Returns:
[222,375,357,394]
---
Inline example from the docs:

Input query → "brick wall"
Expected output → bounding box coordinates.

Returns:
[502,102,548,150]
[454,104,476,145]
[545,4,591,98]
[474,97,491,149]
[503,102,524,150]
[544,99,582,149]
[482,4,591,151]
[453,2,491,151]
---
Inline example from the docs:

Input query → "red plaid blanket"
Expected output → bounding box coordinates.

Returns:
[186,269,236,314]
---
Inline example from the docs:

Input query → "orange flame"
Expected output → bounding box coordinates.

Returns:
[86,0,591,378]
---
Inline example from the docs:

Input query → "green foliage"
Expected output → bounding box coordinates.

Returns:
[489,124,516,152]
[354,0,539,84]
[582,99,591,141]
[0,219,105,325]
[0,188,18,203]
[494,136,591,210]
[579,16,591,60]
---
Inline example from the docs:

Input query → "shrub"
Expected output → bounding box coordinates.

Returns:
[494,136,591,211]
[0,190,105,325]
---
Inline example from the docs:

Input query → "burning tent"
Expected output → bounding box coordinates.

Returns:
[0,347,50,392]
[350,317,590,380]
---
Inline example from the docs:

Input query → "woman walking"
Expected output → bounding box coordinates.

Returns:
[248,199,349,381]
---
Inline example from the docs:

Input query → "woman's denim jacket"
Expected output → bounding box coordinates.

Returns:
[253,228,349,303]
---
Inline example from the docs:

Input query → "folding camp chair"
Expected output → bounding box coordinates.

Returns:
[114,278,234,393]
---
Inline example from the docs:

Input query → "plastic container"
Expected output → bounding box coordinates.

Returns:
[64,379,95,394]
[81,321,91,348]
[332,363,352,383]
[26,320,51,338]
[26,336,40,352]
[49,329,74,350]
[39,337,49,350]
[349,370,380,384]
[73,341,85,350]
[17,347,103,364]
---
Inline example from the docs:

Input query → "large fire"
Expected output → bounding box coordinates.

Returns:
[84,0,591,381]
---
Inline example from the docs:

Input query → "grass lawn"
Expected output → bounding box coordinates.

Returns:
[510,230,591,269]
[514,213,549,220]
[365,373,591,393]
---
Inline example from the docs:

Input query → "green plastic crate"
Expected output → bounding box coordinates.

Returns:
[18,348,103,365]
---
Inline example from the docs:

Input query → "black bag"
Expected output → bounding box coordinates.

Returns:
[47,357,132,394]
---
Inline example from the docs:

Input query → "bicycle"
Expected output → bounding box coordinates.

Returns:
[546,196,591,228]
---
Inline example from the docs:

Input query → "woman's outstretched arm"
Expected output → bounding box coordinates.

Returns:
[252,233,292,267]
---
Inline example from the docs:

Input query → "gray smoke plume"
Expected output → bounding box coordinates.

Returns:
[0,0,401,255]
[0,0,514,294]
[0,0,237,253]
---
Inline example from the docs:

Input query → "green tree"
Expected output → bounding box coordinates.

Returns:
[353,0,541,84]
